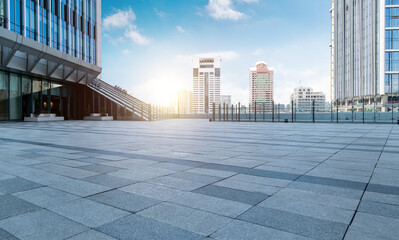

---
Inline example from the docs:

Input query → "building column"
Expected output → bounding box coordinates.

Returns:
[95,0,101,67]
[47,0,52,45]
[5,0,10,30]
[35,0,39,40]
[22,0,26,37]
[57,0,61,50]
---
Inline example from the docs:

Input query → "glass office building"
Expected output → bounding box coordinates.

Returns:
[0,0,102,120]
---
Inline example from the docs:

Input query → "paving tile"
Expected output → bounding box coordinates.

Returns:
[358,200,399,219]
[230,174,292,187]
[168,192,251,218]
[13,187,79,208]
[97,214,205,240]
[347,212,399,240]
[363,191,399,205]
[0,210,87,240]
[78,164,122,173]
[367,183,399,196]
[120,182,185,201]
[138,202,231,236]
[214,178,281,195]
[193,185,268,205]
[238,206,348,240]
[0,227,18,240]
[83,174,137,188]
[169,172,222,184]
[0,177,43,194]
[259,195,354,224]
[48,178,111,197]
[287,181,364,199]
[67,230,117,240]
[57,160,91,167]
[147,176,207,191]
[48,198,130,227]
[297,175,366,190]
[185,168,236,178]
[88,189,161,213]
[0,194,41,220]
[0,173,14,181]
[151,162,194,171]
[211,219,312,240]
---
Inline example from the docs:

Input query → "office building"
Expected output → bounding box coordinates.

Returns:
[177,89,193,114]
[249,61,274,112]
[290,87,326,112]
[0,0,104,120]
[220,95,231,106]
[332,0,399,110]
[193,56,221,114]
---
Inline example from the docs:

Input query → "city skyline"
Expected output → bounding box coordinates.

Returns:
[100,0,331,106]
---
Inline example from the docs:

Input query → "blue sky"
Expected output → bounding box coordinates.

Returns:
[101,0,331,105]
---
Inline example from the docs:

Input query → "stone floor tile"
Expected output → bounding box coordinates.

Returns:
[67,230,117,240]
[78,164,122,174]
[0,195,41,220]
[347,212,399,240]
[358,200,399,219]
[0,209,87,240]
[147,176,207,191]
[0,177,43,194]
[13,187,79,208]
[214,178,281,195]
[82,174,137,188]
[138,202,231,236]
[48,198,130,227]
[97,214,205,240]
[185,168,236,178]
[120,182,185,201]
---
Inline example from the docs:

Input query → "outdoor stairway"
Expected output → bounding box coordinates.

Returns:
[87,79,154,121]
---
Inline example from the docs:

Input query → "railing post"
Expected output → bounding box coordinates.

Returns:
[238,102,241,122]
[336,100,339,123]
[231,104,234,121]
[362,98,365,124]
[312,100,315,123]
[352,101,354,123]
[272,101,274,122]
[291,100,294,123]
[254,101,257,122]
[226,103,229,121]
[263,102,265,122]
[219,104,221,121]
[223,103,226,121]
[212,103,215,121]
[147,104,151,121]
[249,104,251,122]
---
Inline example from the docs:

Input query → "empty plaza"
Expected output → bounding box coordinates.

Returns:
[0,120,398,240]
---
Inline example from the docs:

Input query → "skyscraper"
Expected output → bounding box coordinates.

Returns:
[290,87,326,112]
[249,61,274,112]
[332,0,399,108]
[193,57,221,114]
[0,0,102,120]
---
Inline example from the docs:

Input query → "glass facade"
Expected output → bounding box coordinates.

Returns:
[2,0,97,65]
[386,1,399,94]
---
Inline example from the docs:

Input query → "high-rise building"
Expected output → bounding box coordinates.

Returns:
[177,90,193,114]
[220,95,231,106]
[290,87,326,112]
[0,0,102,120]
[249,61,274,112]
[193,57,221,114]
[332,0,399,109]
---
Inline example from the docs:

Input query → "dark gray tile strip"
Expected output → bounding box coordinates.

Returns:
[193,185,269,205]
[238,206,347,240]
[296,175,367,191]
[358,200,399,219]
[0,227,18,240]
[367,184,399,196]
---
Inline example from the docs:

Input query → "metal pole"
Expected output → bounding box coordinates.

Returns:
[254,101,257,122]
[374,97,376,123]
[312,100,315,123]
[231,104,234,121]
[238,102,241,122]
[352,99,354,123]
[263,103,265,122]
[291,100,294,123]
[336,100,339,123]
[212,103,215,121]
[362,98,365,124]
[223,103,226,122]
[219,104,221,121]
[272,101,274,122]
[249,104,251,122]
[226,103,228,121]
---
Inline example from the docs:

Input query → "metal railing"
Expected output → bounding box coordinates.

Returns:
[209,100,399,124]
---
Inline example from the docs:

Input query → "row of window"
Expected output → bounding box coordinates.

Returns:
[385,74,399,93]
[386,0,399,5]
[6,0,97,64]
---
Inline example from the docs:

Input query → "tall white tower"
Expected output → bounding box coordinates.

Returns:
[193,57,221,114]
[249,61,274,112]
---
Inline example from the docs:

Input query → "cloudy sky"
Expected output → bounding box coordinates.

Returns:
[101,0,331,105]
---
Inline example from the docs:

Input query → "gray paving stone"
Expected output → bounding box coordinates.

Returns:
[169,172,222,184]
[297,175,366,190]
[78,164,122,173]
[138,202,231,236]
[259,195,354,224]
[97,214,205,240]
[185,168,236,178]
[151,162,194,171]
[193,185,268,205]
[67,230,117,240]
[0,227,18,240]
[214,178,281,195]
[288,181,364,199]
[211,219,312,240]
[0,177,43,194]
[358,200,399,219]
[0,194,41,220]
[48,178,111,197]
[168,191,251,218]
[347,212,399,240]
[88,189,161,213]
[48,198,130,227]
[56,160,91,167]
[147,176,207,191]
[13,187,79,208]
[83,174,137,188]
[230,174,292,187]
[0,173,14,181]
[120,182,185,201]
[363,191,399,206]
[0,209,87,240]
[238,206,347,240]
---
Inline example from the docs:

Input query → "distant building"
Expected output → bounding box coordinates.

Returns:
[193,57,221,114]
[249,61,274,112]
[290,87,326,112]
[177,90,193,114]
[220,95,231,106]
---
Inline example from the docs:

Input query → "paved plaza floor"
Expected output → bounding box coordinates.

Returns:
[0,120,398,240]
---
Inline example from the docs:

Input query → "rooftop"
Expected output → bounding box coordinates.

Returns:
[0,120,398,239]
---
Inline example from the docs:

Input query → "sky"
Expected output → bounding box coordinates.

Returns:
[101,0,332,106]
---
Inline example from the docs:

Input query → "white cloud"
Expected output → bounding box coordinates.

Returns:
[103,8,136,30]
[121,49,131,55]
[236,0,259,3]
[177,51,239,62]
[206,0,245,21]
[176,26,185,33]
[125,27,152,45]
[154,8,166,18]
